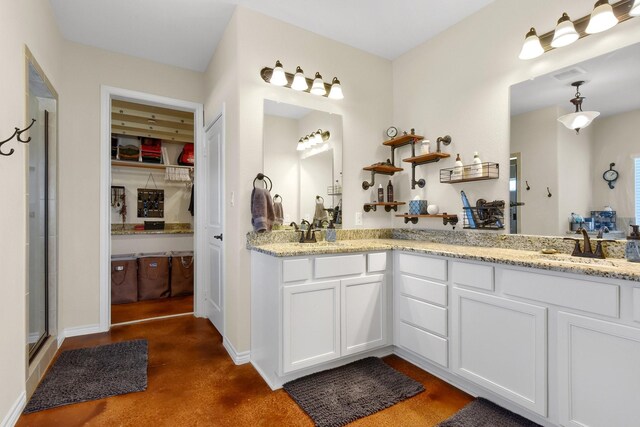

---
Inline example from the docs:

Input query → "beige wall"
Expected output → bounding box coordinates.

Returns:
[0,0,63,421]
[392,0,640,232]
[58,42,204,331]
[204,7,393,352]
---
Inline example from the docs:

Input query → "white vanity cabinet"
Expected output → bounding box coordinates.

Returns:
[251,251,391,389]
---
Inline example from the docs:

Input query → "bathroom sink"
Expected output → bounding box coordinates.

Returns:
[291,241,349,247]
[535,253,617,267]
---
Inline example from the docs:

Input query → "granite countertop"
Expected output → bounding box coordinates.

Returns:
[250,238,640,282]
[111,223,193,236]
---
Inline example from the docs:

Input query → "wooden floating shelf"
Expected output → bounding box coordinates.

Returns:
[111,160,193,171]
[364,202,406,212]
[403,152,450,165]
[382,134,424,148]
[396,213,459,226]
[362,164,404,174]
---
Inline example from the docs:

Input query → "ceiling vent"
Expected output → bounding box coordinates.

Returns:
[552,67,587,81]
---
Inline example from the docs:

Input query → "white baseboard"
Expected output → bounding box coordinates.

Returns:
[223,337,250,365]
[63,324,103,339]
[1,391,25,427]
[57,333,65,348]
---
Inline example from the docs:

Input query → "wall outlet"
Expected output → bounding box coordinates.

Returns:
[355,212,363,226]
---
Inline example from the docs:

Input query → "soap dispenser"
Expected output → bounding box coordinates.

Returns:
[625,225,640,262]
[325,221,337,242]
[452,154,463,181]
[471,152,482,178]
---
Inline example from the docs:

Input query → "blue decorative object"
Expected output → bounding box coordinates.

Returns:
[409,200,428,215]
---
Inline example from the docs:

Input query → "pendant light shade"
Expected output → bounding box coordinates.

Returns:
[296,138,305,151]
[291,66,308,91]
[313,130,323,145]
[551,13,579,48]
[328,77,344,100]
[585,0,618,34]
[557,81,600,134]
[303,136,311,148]
[270,60,288,86]
[518,28,544,60]
[310,72,326,96]
[631,0,640,16]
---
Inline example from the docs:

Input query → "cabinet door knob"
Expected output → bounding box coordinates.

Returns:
[214,234,223,241]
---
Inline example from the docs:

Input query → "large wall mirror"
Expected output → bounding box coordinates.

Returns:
[263,100,343,228]
[509,42,640,239]
[26,50,58,360]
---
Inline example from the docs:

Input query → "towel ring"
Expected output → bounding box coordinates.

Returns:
[316,195,324,203]
[273,194,282,202]
[253,173,272,191]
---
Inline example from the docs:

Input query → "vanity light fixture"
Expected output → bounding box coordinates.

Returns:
[296,138,305,151]
[557,81,600,134]
[291,66,309,91]
[586,0,619,33]
[297,130,331,152]
[551,13,579,48]
[310,73,327,96]
[328,78,344,100]
[518,0,636,60]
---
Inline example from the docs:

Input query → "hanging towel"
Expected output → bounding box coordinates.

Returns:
[314,199,328,222]
[251,188,275,232]
[273,201,284,225]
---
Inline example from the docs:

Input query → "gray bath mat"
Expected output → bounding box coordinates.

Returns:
[437,397,541,427]
[283,357,424,427]
[24,339,148,413]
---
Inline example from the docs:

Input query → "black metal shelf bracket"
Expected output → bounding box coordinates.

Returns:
[0,118,36,157]
[443,215,459,228]
[403,216,419,224]
[362,171,376,190]
[364,203,376,212]
[411,162,426,190]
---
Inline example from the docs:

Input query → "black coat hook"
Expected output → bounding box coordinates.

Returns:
[547,187,552,197]
[0,119,36,156]
[525,181,530,191]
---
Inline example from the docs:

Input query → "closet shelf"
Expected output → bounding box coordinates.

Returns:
[364,202,406,212]
[111,160,193,171]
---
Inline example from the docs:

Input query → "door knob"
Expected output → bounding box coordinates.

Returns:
[214,234,223,241]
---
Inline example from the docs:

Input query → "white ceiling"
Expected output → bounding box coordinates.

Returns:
[510,42,640,118]
[49,0,494,72]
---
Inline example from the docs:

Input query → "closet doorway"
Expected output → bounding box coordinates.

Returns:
[100,87,207,329]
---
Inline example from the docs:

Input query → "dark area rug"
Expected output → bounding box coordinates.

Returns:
[437,397,541,427]
[283,357,424,427]
[24,339,148,413]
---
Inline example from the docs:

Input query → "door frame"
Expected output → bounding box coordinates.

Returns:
[202,107,225,335]
[99,86,205,331]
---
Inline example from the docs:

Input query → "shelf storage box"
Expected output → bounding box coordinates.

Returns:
[111,256,138,304]
[440,162,499,184]
[171,251,194,296]
[137,255,170,300]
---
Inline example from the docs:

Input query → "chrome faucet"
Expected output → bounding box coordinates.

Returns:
[298,219,318,243]
[564,228,614,259]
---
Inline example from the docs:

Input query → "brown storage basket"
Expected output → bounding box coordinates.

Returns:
[171,252,194,296]
[111,257,138,304]
[137,255,170,301]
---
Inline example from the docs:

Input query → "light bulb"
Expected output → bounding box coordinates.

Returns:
[270,60,287,86]
[551,13,579,48]
[585,0,618,34]
[310,72,326,96]
[291,66,308,91]
[518,28,544,60]
[328,77,344,99]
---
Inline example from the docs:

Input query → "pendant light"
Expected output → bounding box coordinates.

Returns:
[328,77,344,100]
[518,28,544,60]
[551,13,579,48]
[585,0,618,34]
[631,0,640,16]
[291,66,308,91]
[310,72,327,96]
[296,138,305,151]
[303,136,311,148]
[557,81,600,134]
[269,60,288,86]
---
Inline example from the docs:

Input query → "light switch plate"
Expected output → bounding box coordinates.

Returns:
[355,212,363,226]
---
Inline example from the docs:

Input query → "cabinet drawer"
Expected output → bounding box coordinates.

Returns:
[367,252,387,272]
[398,253,447,282]
[315,254,365,279]
[397,274,447,306]
[396,321,448,367]
[398,295,447,336]
[501,269,619,318]
[452,261,494,291]
[282,258,311,283]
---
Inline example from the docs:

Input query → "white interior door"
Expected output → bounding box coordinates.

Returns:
[204,116,224,334]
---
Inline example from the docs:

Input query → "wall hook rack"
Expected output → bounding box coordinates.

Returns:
[547,187,552,198]
[0,118,36,156]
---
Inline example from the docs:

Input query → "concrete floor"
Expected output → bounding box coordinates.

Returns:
[17,316,472,426]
